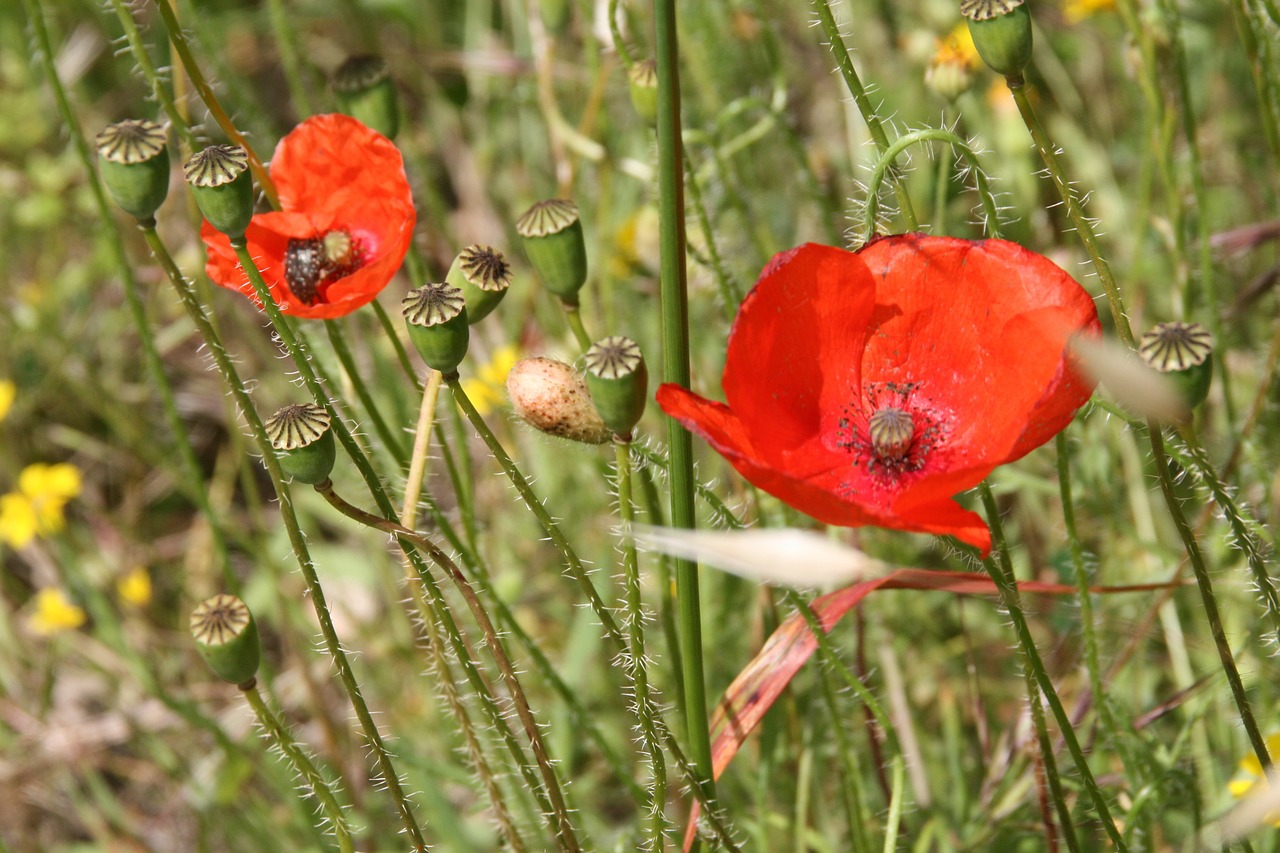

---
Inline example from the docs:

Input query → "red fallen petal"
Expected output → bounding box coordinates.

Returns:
[200,114,415,319]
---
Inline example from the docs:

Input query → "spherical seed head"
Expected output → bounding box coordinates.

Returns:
[516,200,588,302]
[961,0,1033,78]
[265,403,336,484]
[868,407,914,462]
[332,55,400,140]
[584,336,649,436]
[507,357,611,445]
[190,594,261,686]
[184,145,254,240]
[402,283,470,372]
[1139,322,1215,410]
[448,245,513,324]
[628,59,659,126]
[95,120,170,220]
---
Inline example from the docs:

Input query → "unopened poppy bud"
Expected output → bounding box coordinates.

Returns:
[628,59,659,127]
[1138,321,1214,411]
[403,282,470,373]
[584,336,648,437]
[507,357,611,444]
[184,144,254,241]
[190,594,261,687]
[265,403,336,484]
[95,119,170,222]
[447,244,512,324]
[332,55,400,140]
[961,0,1033,79]
[925,57,975,101]
[516,199,588,304]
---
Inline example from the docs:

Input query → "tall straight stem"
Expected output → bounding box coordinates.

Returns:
[654,0,715,812]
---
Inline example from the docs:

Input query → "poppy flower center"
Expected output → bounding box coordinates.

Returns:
[284,229,366,304]
[836,381,944,479]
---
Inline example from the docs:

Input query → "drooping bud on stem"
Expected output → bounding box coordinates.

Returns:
[184,144,254,241]
[95,119,170,222]
[403,282,470,373]
[584,336,648,437]
[191,594,261,687]
[507,357,611,444]
[332,55,400,140]
[961,0,1033,80]
[516,199,588,305]
[447,244,512,324]
[1138,321,1214,412]
[265,403,336,484]
[628,59,659,127]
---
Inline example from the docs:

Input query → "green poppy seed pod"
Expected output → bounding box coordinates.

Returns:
[190,594,261,687]
[447,244,512,324]
[265,403,336,484]
[515,199,588,305]
[1138,322,1214,412]
[184,144,254,241]
[332,55,400,140]
[584,336,648,437]
[507,357,611,445]
[403,282,470,373]
[95,119,170,222]
[961,0,1033,79]
[628,59,659,127]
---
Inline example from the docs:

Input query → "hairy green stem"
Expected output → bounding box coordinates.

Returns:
[107,0,198,150]
[242,683,355,853]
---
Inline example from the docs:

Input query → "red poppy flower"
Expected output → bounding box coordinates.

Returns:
[656,234,1100,555]
[201,113,415,319]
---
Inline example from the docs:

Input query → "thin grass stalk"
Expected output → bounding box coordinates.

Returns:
[814,655,871,853]
[809,0,918,231]
[372,301,422,389]
[682,152,742,313]
[139,228,427,849]
[241,683,355,853]
[26,0,236,591]
[653,0,715,820]
[264,0,314,117]
[402,370,444,528]
[977,482,1124,850]
[880,756,905,853]
[615,438,669,850]
[153,0,280,207]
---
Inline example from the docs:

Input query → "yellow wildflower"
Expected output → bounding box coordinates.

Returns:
[462,344,521,416]
[1228,734,1280,827]
[1062,0,1116,23]
[0,462,83,548]
[27,587,87,636]
[934,22,980,69]
[117,566,153,608]
[0,380,14,423]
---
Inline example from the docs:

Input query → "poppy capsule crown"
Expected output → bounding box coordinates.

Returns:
[656,234,1100,556]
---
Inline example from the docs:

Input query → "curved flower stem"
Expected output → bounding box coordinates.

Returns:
[1145,429,1271,769]
[139,228,426,849]
[402,370,444,528]
[324,319,409,464]
[241,682,355,853]
[607,0,637,71]
[562,302,594,352]
[315,482,584,853]
[446,376,741,849]
[24,0,236,590]
[615,438,669,849]
[654,0,716,820]
[860,128,1002,244]
[152,0,280,209]
[810,0,918,232]
[106,0,198,151]
[978,483,1121,851]
[1006,81,1132,348]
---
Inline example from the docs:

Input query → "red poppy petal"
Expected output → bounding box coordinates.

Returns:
[721,244,879,453]
[270,114,412,215]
